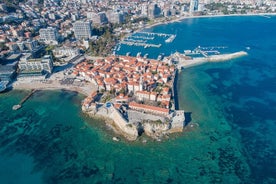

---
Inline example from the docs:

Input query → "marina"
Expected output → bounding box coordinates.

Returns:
[117,31,177,54]
[184,46,229,57]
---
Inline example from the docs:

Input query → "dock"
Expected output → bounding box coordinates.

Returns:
[121,40,162,48]
[165,35,176,43]
[131,35,154,40]
[12,89,36,110]
[120,31,177,50]
[138,31,173,37]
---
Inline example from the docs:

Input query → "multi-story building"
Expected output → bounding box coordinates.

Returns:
[18,54,53,74]
[141,4,149,17]
[17,40,39,52]
[16,40,44,58]
[106,11,125,24]
[87,12,108,25]
[0,65,16,82]
[148,4,162,19]
[48,13,56,20]
[190,0,199,14]
[39,27,59,45]
[73,21,92,40]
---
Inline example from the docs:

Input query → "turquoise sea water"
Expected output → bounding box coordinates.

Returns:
[1,16,276,183]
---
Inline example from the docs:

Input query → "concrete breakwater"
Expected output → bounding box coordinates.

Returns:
[207,51,248,62]
[172,51,248,69]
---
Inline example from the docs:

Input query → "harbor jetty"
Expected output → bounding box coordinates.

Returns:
[120,40,162,48]
[165,34,176,43]
[12,89,36,110]
[138,32,173,37]
[169,50,248,70]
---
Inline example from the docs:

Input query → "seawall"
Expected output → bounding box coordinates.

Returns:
[84,105,138,141]
[172,69,179,110]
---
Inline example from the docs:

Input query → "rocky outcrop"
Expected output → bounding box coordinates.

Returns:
[143,122,171,139]
[83,103,187,141]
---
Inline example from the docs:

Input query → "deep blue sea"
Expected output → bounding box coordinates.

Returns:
[0,15,276,183]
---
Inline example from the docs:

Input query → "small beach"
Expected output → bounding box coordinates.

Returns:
[12,72,97,96]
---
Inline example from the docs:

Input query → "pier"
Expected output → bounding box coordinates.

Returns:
[12,89,36,110]
[198,50,208,57]
[131,35,154,40]
[125,38,147,43]
[121,40,162,48]
[138,31,173,37]
[120,31,176,50]
[165,35,176,43]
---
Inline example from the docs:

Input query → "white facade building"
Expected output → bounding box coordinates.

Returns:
[73,21,92,40]
[18,54,53,73]
[39,27,59,45]
[190,0,199,13]
[106,11,124,24]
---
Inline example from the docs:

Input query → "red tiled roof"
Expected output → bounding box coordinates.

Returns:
[114,103,122,109]
[129,102,169,114]
[136,90,150,95]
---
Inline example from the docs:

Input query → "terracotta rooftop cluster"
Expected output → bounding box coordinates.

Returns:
[75,55,176,113]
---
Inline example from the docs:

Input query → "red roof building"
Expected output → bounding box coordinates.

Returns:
[129,102,169,116]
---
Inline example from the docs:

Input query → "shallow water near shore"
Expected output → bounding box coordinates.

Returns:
[1,15,276,183]
[0,90,250,184]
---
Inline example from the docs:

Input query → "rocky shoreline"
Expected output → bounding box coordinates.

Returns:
[82,102,187,141]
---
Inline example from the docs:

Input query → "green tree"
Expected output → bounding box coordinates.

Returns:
[0,43,9,51]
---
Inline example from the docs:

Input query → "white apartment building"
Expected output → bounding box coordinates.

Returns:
[39,27,59,45]
[73,21,92,40]
[18,54,53,73]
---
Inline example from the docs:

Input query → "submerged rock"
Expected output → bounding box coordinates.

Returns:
[112,137,120,142]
